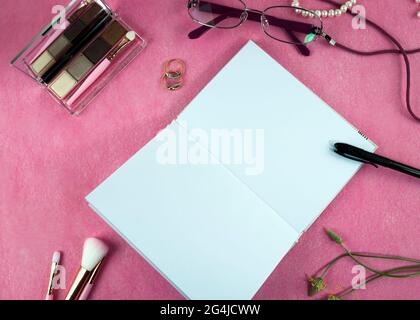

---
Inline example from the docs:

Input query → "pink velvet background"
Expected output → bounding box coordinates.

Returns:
[0,0,419,300]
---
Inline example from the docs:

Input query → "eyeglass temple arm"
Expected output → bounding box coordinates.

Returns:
[188,22,310,57]
[188,13,229,38]
[188,11,311,56]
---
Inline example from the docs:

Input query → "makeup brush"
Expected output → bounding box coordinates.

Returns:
[78,259,104,300]
[45,251,61,300]
[67,31,136,105]
[65,238,109,300]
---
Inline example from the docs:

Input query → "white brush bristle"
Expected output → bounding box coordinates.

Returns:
[52,251,61,264]
[81,238,109,271]
[126,31,136,41]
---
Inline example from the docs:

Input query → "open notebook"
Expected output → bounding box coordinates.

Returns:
[86,41,376,300]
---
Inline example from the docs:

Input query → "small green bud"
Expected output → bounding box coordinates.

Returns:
[326,229,343,244]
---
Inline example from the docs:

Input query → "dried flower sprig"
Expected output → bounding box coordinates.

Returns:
[308,251,420,296]
[307,229,420,299]
[325,228,420,279]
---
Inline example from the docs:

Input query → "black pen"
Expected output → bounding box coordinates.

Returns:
[333,143,420,179]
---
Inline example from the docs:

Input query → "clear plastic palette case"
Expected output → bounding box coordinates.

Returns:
[11,0,146,115]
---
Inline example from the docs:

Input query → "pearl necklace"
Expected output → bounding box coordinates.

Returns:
[291,0,358,18]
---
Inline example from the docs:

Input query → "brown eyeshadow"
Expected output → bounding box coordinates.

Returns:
[84,38,112,64]
[47,36,71,58]
[101,21,127,46]
[80,2,104,25]
[63,20,86,43]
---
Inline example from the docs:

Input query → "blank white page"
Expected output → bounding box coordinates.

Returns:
[177,41,376,233]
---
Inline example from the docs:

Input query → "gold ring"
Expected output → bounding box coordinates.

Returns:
[162,59,186,91]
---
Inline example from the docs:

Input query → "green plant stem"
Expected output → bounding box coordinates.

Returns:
[341,244,420,278]
[318,252,420,279]
[336,265,420,299]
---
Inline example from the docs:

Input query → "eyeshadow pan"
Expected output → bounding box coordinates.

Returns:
[50,71,77,99]
[47,36,71,58]
[84,38,112,64]
[101,21,127,46]
[63,20,86,43]
[31,51,55,75]
[67,54,94,80]
[80,2,104,25]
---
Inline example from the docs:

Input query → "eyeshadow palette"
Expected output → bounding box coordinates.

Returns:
[11,0,146,115]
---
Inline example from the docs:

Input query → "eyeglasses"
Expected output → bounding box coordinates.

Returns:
[187,0,336,57]
[187,0,420,122]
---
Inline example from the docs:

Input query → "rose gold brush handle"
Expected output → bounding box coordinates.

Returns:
[45,252,60,301]
[45,263,57,300]
[78,284,93,300]
[78,260,104,300]
[65,268,92,300]
[107,34,134,61]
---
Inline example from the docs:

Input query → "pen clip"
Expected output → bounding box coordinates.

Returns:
[334,150,379,168]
